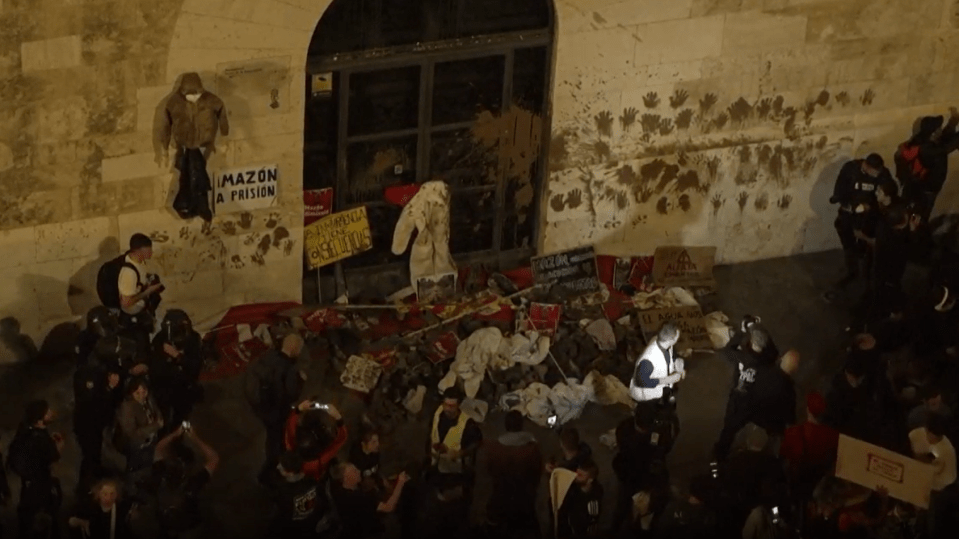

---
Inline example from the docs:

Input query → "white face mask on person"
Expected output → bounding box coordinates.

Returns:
[185,93,201,103]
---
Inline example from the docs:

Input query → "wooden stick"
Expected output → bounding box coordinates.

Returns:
[403,286,542,339]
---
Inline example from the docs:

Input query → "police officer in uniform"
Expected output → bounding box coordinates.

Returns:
[76,307,120,367]
[150,309,204,434]
[829,153,895,289]
[73,348,123,493]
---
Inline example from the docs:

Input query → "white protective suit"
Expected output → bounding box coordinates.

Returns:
[391,181,457,290]
[628,336,684,402]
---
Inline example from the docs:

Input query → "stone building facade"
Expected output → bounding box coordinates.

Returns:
[0,0,957,348]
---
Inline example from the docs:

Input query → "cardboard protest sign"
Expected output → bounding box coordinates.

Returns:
[651,246,716,286]
[531,246,601,295]
[304,206,372,269]
[303,188,333,226]
[339,355,383,394]
[550,469,578,531]
[836,434,936,508]
[637,306,712,350]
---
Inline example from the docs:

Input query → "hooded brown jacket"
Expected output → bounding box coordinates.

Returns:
[157,72,229,150]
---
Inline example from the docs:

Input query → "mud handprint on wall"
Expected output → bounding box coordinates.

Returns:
[860,89,875,106]
[712,112,729,130]
[669,89,689,109]
[658,118,674,136]
[699,92,718,113]
[711,194,724,216]
[640,114,661,134]
[643,91,660,108]
[594,110,614,137]
[550,194,566,212]
[756,98,773,119]
[675,108,694,129]
[737,191,749,211]
[754,193,769,211]
[620,107,639,132]
[678,194,691,212]
[777,194,792,210]
[566,188,583,209]
[835,91,850,106]
[815,90,830,106]
[727,97,752,124]
[656,196,670,215]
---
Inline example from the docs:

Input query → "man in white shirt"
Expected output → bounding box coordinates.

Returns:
[118,234,162,317]
[908,413,957,491]
[629,323,685,405]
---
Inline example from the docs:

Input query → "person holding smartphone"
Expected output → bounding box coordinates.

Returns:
[282,399,347,482]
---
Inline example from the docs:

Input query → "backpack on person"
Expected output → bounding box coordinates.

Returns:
[895,142,928,185]
[96,253,139,309]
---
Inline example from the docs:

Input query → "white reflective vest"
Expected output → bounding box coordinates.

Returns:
[628,337,676,402]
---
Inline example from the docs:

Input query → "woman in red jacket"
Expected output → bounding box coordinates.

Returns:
[283,400,348,481]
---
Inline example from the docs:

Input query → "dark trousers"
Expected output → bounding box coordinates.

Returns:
[835,212,867,278]
[17,477,61,539]
[713,393,751,460]
[259,421,285,483]
[174,148,213,222]
[75,426,104,492]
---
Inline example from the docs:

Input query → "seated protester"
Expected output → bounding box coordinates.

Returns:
[907,384,953,432]
[908,413,957,492]
[77,307,120,367]
[329,462,410,539]
[8,400,64,539]
[73,350,123,493]
[270,451,324,539]
[115,377,163,476]
[546,427,593,473]
[150,310,204,433]
[780,392,840,499]
[67,478,136,539]
[555,459,604,539]
[349,428,385,493]
[283,400,347,482]
[654,474,715,539]
[148,425,219,539]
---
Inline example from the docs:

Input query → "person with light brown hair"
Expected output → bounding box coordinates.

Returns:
[68,478,137,539]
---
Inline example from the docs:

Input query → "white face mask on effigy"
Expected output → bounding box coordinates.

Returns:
[185,93,201,103]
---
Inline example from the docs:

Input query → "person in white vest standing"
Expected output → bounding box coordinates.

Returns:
[629,323,685,405]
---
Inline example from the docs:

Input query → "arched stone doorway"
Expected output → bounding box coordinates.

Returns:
[303,0,555,300]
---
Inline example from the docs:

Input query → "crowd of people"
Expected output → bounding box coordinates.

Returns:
[1,111,959,539]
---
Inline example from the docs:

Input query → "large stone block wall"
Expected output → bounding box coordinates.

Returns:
[544,0,959,261]
[0,0,322,350]
[4,0,959,348]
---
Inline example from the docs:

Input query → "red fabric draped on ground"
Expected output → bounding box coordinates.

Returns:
[199,301,300,382]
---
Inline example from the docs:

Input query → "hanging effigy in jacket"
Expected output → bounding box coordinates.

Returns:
[155,73,229,222]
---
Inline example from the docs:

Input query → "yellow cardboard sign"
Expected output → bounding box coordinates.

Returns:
[303,206,373,269]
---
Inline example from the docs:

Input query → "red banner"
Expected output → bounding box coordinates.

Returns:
[427,331,460,364]
[303,188,333,226]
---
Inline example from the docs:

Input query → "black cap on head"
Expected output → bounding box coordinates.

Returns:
[865,153,884,169]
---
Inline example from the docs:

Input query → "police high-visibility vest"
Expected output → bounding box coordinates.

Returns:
[430,406,469,473]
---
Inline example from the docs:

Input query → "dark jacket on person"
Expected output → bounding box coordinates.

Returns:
[557,482,604,539]
[896,116,959,195]
[73,359,122,435]
[272,473,323,537]
[255,349,303,426]
[720,329,778,396]
[832,159,894,210]
[485,431,542,525]
[748,365,797,436]
[157,72,229,150]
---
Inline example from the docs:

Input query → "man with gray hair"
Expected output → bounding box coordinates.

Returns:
[629,323,685,405]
